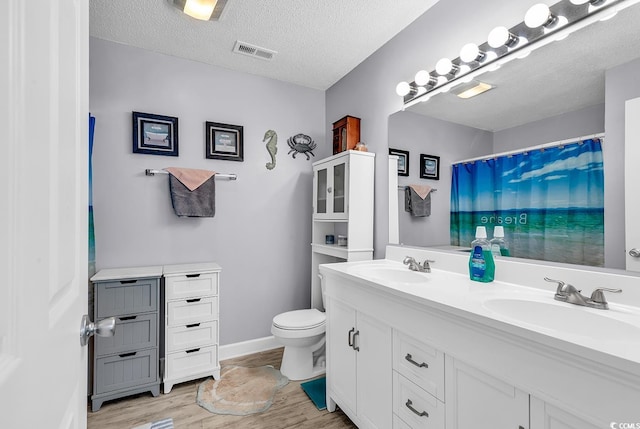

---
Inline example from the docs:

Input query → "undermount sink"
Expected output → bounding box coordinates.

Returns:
[349,264,429,284]
[482,298,640,341]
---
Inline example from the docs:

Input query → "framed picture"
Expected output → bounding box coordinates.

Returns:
[389,148,410,176]
[206,122,244,162]
[132,111,179,157]
[420,154,440,180]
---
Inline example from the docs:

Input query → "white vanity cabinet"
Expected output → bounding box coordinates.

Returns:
[530,398,600,429]
[326,296,392,429]
[162,262,221,393]
[445,357,528,429]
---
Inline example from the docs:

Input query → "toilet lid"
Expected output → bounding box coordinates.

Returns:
[273,309,326,330]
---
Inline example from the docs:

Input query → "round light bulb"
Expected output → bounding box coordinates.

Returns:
[525,3,553,28]
[460,43,483,63]
[435,58,454,76]
[488,26,514,48]
[396,81,411,97]
[414,70,432,86]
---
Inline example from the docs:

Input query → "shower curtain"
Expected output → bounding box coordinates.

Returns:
[89,114,96,276]
[450,139,604,266]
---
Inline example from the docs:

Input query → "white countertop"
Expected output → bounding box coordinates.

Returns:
[319,258,640,374]
[90,265,163,281]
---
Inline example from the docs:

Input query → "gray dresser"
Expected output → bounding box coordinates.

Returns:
[90,266,163,412]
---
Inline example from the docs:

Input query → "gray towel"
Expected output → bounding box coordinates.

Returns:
[405,187,431,217]
[168,175,215,217]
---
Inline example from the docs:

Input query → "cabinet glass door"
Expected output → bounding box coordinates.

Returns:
[333,162,345,213]
[317,168,327,214]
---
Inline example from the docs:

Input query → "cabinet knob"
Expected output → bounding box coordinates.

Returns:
[327,187,332,194]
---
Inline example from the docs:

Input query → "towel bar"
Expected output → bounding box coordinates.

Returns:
[145,169,237,180]
[398,186,437,191]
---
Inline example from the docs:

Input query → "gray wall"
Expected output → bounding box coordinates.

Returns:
[90,38,325,345]
[604,57,640,268]
[389,111,493,247]
[326,0,536,257]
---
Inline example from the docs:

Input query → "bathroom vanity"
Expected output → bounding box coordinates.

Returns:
[320,245,640,429]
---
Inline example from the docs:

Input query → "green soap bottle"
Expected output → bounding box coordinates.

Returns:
[469,226,495,283]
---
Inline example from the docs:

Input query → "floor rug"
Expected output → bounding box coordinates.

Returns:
[196,365,289,416]
[300,376,327,410]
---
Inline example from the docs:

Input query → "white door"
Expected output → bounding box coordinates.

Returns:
[625,97,640,271]
[0,0,89,428]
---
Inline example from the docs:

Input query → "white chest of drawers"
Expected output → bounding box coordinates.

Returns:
[162,262,221,393]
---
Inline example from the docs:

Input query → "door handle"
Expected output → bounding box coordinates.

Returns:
[629,248,640,258]
[80,314,116,346]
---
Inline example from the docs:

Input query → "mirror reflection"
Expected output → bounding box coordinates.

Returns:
[390,2,640,271]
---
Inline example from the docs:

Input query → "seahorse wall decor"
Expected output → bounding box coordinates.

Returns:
[264,129,277,170]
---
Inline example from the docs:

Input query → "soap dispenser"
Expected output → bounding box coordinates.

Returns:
[469,226,495,283]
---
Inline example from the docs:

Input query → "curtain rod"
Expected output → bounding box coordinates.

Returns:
[145,169,237,180]
[453,132,605,165]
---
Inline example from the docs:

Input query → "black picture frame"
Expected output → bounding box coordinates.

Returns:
[205,122,244,162]
[420,154,440,180]
[132,111,179,157]
[389,148,410,176]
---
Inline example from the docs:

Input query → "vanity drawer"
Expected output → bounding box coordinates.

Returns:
[394,332,445,401]
[94,348,158,395]
[166,321,217,353]
[167,296,218,326]
[165,345,217,380]
[95,278,158,318]
[393,372,445,429]
[164,273,218,300]
[95,313,157,357]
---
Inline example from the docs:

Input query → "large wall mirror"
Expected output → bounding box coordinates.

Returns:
[389,1,640,271]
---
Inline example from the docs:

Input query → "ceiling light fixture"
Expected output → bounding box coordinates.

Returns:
[451,81,494,99]
[396,0,636,109]
[171,0,228,21]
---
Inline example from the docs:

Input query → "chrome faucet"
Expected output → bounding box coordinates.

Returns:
[403,256,434,273]
[543,277,622,310]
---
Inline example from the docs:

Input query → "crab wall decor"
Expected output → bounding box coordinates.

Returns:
[287,134,316,160]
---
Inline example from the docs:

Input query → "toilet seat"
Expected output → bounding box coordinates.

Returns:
[272,309,325,330]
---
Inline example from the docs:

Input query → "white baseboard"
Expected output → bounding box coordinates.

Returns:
[219,335,281,361]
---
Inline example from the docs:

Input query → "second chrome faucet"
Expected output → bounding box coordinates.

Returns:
[403,256,434,273]
[544,277,621,310]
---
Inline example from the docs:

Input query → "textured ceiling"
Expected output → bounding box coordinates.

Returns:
[89,0,441,90]
[406,2,640,131]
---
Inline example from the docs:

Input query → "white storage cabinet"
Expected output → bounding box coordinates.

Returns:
[162,262,221,393]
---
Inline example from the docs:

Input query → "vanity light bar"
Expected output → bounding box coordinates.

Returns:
[398,0,640,106]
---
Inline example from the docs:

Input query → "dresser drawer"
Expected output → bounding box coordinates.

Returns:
[165,273,218,300]
[166,321,217,353]
[95,278,158,318]
[94,348,158,395]
[393,372,444,429]
[394,332,445,401]
[167,296,218,326]
[166,345,217,380]
[95,313,157,357]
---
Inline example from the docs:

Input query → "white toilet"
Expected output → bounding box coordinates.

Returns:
[271,285,327,381]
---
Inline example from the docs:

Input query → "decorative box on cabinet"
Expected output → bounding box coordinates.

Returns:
[310,150,374,309]
[90,266,163,412]
[332,115,361,155]
[162,262,221,393]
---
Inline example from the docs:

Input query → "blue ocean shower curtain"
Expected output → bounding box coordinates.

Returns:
[89,114,96,276]
[450,139,604,266]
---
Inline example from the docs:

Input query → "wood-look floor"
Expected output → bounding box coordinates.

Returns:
[87,348,357,429]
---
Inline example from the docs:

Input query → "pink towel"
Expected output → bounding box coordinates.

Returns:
[409,184,432,200]
[164,167,216,191]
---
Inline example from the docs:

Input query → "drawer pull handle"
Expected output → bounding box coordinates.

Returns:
[119,352,137,358]
[186,298,201,303]
[186,323,201,328]
[186,348,201,354]
[348,328,355,347]
[353,330,360,352]
[405,399,429,418]
[119,316,137,321]
[119,280,137,284]
[405,353,428,368]
[186,273,201,278]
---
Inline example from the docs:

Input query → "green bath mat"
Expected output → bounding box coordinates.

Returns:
[300,376,326,411]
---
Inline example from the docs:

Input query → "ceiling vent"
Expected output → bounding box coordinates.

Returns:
[233,41,277,61]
